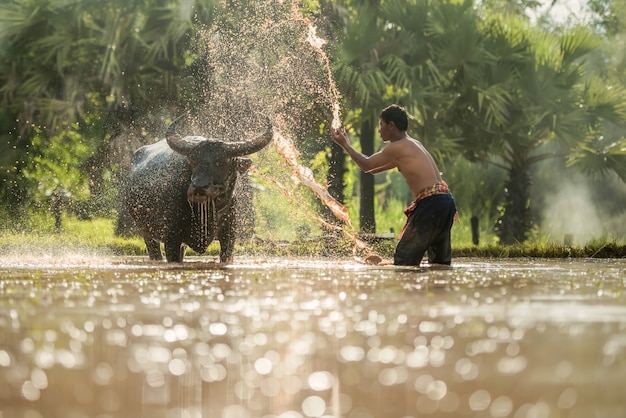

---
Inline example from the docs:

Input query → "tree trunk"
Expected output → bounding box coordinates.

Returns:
[471,215,479,245]
[323,141,346,225]
[359,118,376,233]
[327,142,345,205]
[495,161,533,244]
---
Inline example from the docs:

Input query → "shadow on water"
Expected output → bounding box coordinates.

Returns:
[1,256,625,418]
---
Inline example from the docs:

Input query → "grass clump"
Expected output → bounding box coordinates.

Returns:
[1,214,624,260]
[0,216,146,257]
[454,240,626,258]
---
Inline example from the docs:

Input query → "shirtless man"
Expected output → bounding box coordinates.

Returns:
[331,104,457,266]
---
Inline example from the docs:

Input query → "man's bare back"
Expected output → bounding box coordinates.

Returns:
[376,136,443,198]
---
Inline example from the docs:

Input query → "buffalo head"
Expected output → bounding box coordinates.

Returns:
[165,116,273,204]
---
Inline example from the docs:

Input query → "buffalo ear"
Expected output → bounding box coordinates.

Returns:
[235,157,253,173]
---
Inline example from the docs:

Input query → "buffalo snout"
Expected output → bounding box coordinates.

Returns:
[187,184,224,203]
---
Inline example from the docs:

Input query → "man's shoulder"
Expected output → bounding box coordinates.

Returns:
[388,136,420,151]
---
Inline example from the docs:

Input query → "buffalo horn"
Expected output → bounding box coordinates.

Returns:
[165,115,199,156]
[165,115,184,138]
[224,117,274,156]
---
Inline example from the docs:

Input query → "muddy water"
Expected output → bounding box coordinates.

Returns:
[0,257,625,418]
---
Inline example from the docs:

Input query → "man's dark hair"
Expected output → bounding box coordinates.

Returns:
[380,104,408,131]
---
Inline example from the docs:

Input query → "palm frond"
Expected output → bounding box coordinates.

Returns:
[0,2,41,41]
[568,137,626,182]
[583,78,626,126]
[559,26,602,66]
[474,83,513,128]
[379,54,412,91]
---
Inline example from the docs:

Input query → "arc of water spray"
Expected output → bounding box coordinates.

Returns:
[272,131,368,252]
[264,5,378,256]
[300,10,342,129]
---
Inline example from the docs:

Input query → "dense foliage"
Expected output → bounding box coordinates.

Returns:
[1,0,625,246]
[326,0,626,244]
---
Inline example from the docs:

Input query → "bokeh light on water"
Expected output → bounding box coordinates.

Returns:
[1,257,625,417]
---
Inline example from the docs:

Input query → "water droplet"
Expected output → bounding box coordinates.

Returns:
[260,377,281,397]
[426,379,447,401]
[168,358,187,376]
[307,371,333,391]
[209,322,227,335]
[469,389,491,411]
[21,381,40,401]
[301,395,326,417]
[0,350,12,366]
[254,357,273,375]
[93,362,113,385]
[222,404,251,418]
[557,387,578,409]
[490,395,513,417]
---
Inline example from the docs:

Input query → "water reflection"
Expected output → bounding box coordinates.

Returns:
[0,257,625,417]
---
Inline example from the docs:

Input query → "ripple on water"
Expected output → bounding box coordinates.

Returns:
[1,258,625,417]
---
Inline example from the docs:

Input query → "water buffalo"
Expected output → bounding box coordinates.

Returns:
[124,116,273,262]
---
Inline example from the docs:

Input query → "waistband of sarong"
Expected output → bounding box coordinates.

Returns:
[403,181,450,216]
[414,181,450,202]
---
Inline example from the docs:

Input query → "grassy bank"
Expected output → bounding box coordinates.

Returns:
[0,217,146,257]
[1,216,624,260]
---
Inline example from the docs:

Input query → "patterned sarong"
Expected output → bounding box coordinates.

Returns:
[398,181,451,240]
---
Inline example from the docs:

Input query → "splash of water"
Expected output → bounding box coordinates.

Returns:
[272,130,368,251]
[191,201,215,246]
[277,6,373,253]
[301,14,342,129]
[193,0,377,257]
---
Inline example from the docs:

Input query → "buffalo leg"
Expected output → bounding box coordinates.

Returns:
[218,219,236,263]
[165,240,185,262]
[144,237,163,260]
[219,240,234,263]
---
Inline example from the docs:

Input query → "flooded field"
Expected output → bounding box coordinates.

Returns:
[0,256,625,418]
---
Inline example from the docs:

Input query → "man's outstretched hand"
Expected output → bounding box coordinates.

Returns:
[331,127,350,149]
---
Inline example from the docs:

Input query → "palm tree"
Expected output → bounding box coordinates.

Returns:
[0,0,216,212]
[335,0,626,244]
[447,13,626,243]
[573,0,626,183]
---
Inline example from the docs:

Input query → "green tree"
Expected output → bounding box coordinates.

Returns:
[0,0,216,217]
[572,0,626,183]
[450,13,626,243]
[328,0,626,244]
